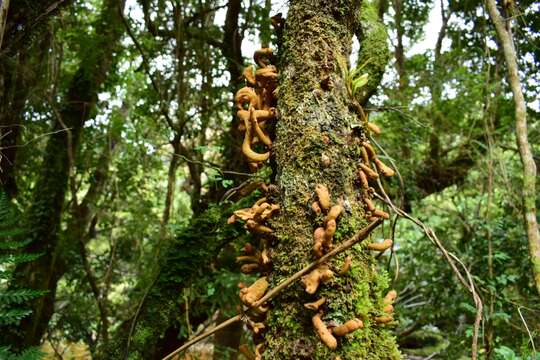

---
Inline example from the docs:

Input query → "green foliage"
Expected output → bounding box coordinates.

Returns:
[494,345,540,360]
[0,347,44,360]
[339,55,370,98]
[351,72,370,97]
[392,168,539,357]
[0,309,33,326]
[3,0,539,357]
[0,192,45,357]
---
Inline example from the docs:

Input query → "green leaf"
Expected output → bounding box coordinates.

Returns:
[352,73,369,96]
[0,289,48,305]
[0,309,32,325]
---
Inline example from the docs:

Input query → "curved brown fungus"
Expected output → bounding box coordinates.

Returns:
[312,313,337,349]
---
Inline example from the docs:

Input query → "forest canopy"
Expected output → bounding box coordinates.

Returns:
[0,0,538,359]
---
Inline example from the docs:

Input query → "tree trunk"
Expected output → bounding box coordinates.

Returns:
[0,52,30,198]
[354,0,390,107]
[486,0,540,296]
[219,0,249,185]
[160,134,182,238]
[3,0,126,348]
[392,0,406,91]
[0,28,51,197]
[0,0,9,49]
[0,0,70,56]
[264,1,400,358]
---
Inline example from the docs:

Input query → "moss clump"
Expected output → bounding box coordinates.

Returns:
[354,0,391,106]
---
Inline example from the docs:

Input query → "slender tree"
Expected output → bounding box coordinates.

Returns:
[486,0,540,296]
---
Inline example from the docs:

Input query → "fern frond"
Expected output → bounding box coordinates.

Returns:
[0,191,44,336]
[0,346,45,360]
[0,308,32,325]
[0,289,47,305]
[0,229,27,238]
[0,192,17,224]
[0,269,14,280]
[0,239,32,250]
[0,253,42,265]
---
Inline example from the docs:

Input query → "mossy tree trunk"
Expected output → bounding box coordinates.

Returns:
[264,1,400,358]
[0,27,51,198]
[0,51,33,198]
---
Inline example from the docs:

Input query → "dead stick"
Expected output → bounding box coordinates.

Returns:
[161,219,382,360]
[162,315,242,360]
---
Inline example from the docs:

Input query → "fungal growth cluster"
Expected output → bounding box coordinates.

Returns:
[228,44,399,357]
[311,184,343,258]
[234,48,278,172]
[304,183,387,350]
[374,289,397,324]
[357,139,394,222]
[356,126,397,255]
[298,102,400,351]
[230,47,280,360]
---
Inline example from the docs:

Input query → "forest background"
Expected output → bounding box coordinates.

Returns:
[0,0,538,359]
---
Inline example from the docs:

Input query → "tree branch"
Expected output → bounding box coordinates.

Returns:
[118,3,177,130]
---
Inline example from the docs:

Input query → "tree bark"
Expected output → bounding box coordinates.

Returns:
[0,0,71,56]
[0,52,30,198]
[219,0,249,183]
[264,1,400,358]
[2,0,126,348]
[0,0,9,50]
[486,0,540,296]
[0,25,52,198]
[160,134,182,238]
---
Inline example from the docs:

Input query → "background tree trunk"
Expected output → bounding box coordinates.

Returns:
[264,0,400,358]
[486,0,540,296]
[104,1,248,356]
[3,0,126,348]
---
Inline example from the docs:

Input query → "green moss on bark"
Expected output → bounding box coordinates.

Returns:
[354,0,391,106]
[262,0,400,358]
